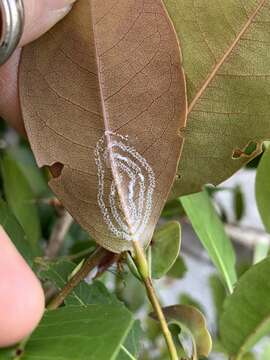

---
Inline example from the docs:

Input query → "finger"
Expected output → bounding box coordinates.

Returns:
[20,0,77,46]
[0,49,23,133]
[0,0,76,133]
[0,227,45,347]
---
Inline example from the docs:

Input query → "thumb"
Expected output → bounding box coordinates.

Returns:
[20,0,77,46]
[0,227,45,347]
[0,0,76,133]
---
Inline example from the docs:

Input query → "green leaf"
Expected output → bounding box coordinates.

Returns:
[162,199,184,219]
[38,260,141,359]
[253,242,270,264]
[151,305,212,359]
[167,255,187,279]
[8,145,49,197]
[233,186,245,222]
[209,274,227,324]
[151,221,181,279]
[241,353,256,360]
[22,305,134,360]
[260,342,270,360]
[68,240,96,262]
[117,321,142,360]
[0,152,41,252]
[212,340,228,357]
[179,294,205,315]
[256,146,270,233]
[0,347,14,360]
[116,272,145,312]
[39,259,119,306]
[68,259,85,280]
[181,190,237,293]
[220,257,270,359]
[169,323,189,359]
[163,0,270,197]
[0,198,33,265]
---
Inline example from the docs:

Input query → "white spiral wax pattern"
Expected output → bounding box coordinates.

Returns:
[95,132,156,241]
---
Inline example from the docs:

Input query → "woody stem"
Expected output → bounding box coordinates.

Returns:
[132,240,178,360]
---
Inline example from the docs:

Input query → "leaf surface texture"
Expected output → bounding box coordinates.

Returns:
[20,0,187,252]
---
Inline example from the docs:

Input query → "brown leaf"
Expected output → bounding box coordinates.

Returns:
[151,305,212,359]
[19,0,187,253]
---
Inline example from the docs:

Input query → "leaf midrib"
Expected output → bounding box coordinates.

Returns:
[188,0,267,114]
[90,2,134,236]
[205,226,235,294]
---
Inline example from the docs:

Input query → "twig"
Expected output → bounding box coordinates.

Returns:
[47,246,110,310]
[132,240,178,360]
[225,224,270,248]
[45,210,73,259]
[14,335,30,359]
[94,252,120,279]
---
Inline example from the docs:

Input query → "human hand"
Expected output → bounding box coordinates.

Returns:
[0,0,76,347]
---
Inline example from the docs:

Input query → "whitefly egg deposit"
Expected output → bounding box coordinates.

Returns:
[95,132,156,241]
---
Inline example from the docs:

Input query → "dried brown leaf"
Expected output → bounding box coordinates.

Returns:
[19,0,187,253]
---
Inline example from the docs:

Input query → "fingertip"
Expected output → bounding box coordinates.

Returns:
[0,227,45,347]
[20,0,77,46]
[0,49,26,135]
[0,0,78,133]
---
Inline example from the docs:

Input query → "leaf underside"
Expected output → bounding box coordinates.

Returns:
[164,0,270,197]
[20,0,187,253]
[220,257,270,358]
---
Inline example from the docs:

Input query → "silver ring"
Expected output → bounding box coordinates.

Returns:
[0,0,24,66]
